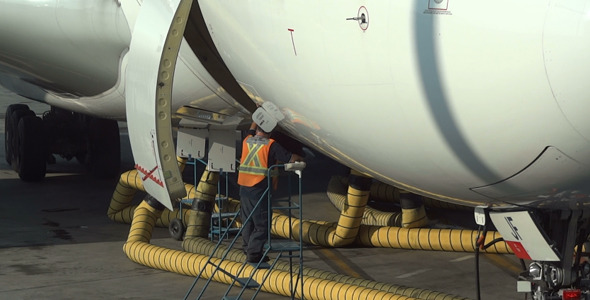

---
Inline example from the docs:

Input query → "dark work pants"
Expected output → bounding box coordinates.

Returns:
[239,185,269,262]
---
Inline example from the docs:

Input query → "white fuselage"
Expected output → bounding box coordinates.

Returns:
[0,0,589,206]
[195,0,590,206]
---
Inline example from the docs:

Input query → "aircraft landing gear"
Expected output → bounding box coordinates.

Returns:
[4,104,121,181]
[77,116,121,179]
[489,205,590,300]
[5,104,32,165]
[5,104,47,181]
[15,114,48,181]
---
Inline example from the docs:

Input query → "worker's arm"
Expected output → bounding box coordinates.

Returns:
[269,142,302,165]
[289,153,304,163]
[249,121,257,131]
[246,121,257,136]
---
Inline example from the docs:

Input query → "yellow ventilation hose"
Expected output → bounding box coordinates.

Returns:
[327,176,402,226]
[354,225,509,253]
[109,162,509,253]
[113,163,510,299]
[107,157,234,231]
[201,169,372,248]
[329,170,371,246]
[124,200,427,300]
[107,156,189,225]
[321,176,510,252]
[270,213,509,253]
[182,237,469,300]
[107,167,193,226]
[329,177,429,228]
[184,170,219,239]
[269,171,511,253]
[178,168,471,299]
[179,167,469,299]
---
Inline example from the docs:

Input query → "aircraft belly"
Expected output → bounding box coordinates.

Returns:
[197,0,590,205]
[471,146,590,203]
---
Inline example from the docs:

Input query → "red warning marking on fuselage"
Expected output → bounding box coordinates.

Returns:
[135,164,164,187]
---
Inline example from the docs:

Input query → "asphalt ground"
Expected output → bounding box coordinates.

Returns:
[0,91,523,299]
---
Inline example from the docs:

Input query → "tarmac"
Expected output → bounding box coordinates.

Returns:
[0,92,523,299]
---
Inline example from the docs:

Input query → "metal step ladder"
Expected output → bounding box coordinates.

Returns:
[169,157,239,242]
[181,157,239,241]
[184,162,306,300]
[210,177,240,241]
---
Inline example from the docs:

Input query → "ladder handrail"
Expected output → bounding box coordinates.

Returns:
[185,161,305,300]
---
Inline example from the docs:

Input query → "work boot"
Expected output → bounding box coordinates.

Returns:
[247,255,271,269]
[247,255,270,263]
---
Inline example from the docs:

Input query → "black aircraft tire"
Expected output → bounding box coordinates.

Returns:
[8,109,35,169]
[5,104,32,165]
[168,218,185,241]
[87,118,121,179]
[16,115,47,182]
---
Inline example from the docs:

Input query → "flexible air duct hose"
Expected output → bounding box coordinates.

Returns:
[107,169,140,223]
[107,167,193,226]
[270,172,511,253]
[184,170,219,239]
[274,171,511,253]
[327,176,402,227]
[182,237,468,300]
[181,168,468,300]
[110,162,509,253]
[251,170,371,248]
[169,172,511,254]
[328,170,371,246]
[330,177,455,227]
[354,224,510,253]
[187,192,510,254]
[270,213,510,253]
[124,200,422,300]
[114,166,492,299]
[107,156,189,224]
[108,157,232,230]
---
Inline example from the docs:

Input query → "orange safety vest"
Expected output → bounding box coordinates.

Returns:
[237,135,276,187]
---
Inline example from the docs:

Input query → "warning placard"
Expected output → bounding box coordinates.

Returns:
[490,211,559,261]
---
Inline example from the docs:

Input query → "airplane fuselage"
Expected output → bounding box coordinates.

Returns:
[197,0,590,206]
[0,0,589,208]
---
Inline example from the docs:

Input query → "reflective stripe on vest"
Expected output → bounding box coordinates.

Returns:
[237,136,275,187]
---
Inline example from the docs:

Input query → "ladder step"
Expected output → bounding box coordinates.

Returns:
[266,240,301,252]
[210,227,241,235]
[271,205,300,210]
[273,199,291,202]
[222,297,241,300]
[212,212,238,218]
[247,261,271,269]
[236,278,260,288]
[180,199,194,205]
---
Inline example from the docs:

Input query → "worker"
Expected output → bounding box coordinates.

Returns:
[237,122,303,264]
